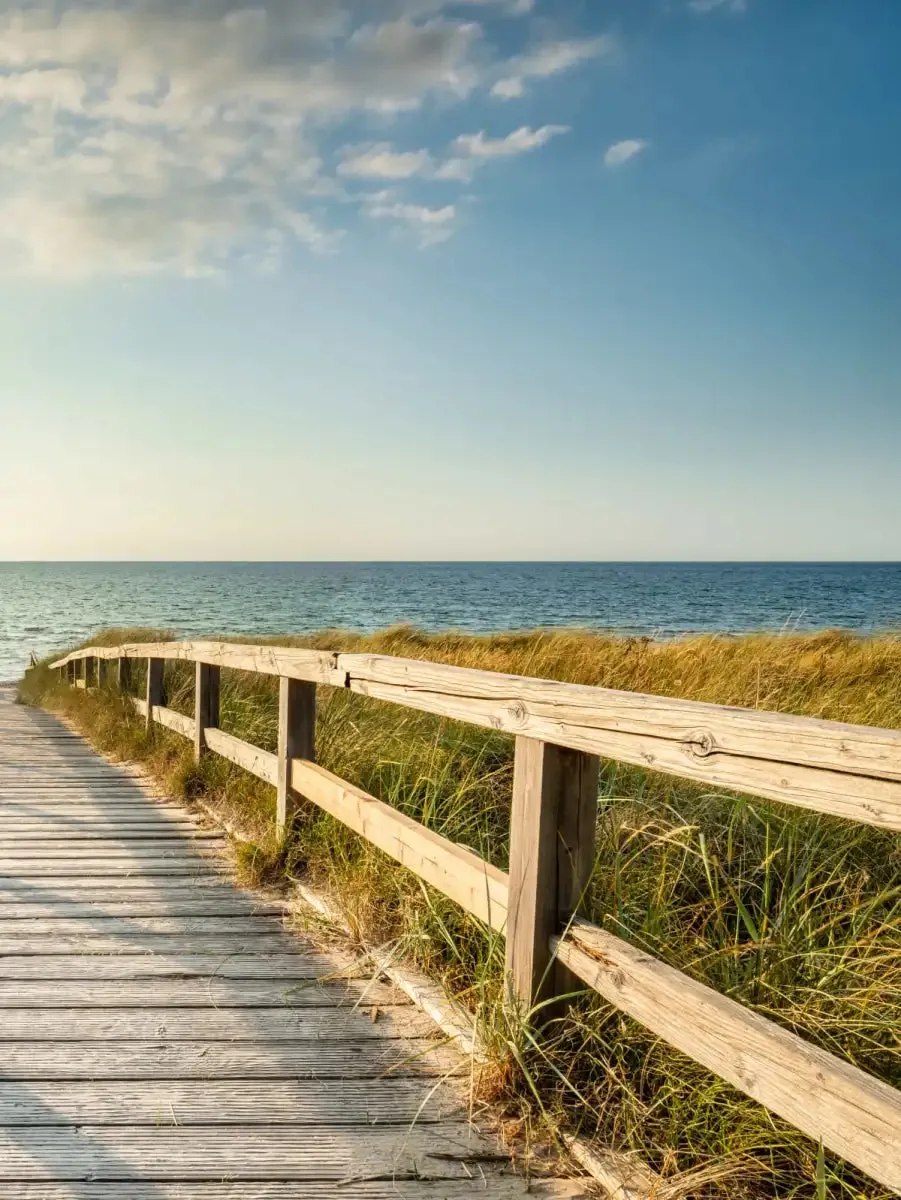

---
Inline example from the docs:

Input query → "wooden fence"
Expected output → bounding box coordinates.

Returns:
[50,639,901,1193]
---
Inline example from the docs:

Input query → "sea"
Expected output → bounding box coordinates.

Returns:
[0,561,899,682]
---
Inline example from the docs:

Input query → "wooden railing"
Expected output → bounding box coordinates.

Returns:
[51,639,901,1193]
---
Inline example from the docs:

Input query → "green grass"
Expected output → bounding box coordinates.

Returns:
[19,626,901,1200]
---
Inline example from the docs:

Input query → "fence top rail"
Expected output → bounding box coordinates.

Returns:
[51,638,901,828]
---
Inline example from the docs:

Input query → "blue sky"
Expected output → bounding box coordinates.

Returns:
[0,0,898,560]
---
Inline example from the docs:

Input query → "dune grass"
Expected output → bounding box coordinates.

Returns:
[20,626,901,1200]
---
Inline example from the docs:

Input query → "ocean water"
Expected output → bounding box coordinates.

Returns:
[0,561,898,681]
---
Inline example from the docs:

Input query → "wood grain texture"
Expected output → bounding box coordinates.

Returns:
[194,662,220,764]
[0,1184,584,1200]
[0,1039,465,1079]
[290,759,509,932]
[0,1078,465,1125]
[0,1180,585,1200]
[204,727,278,785]
[505,740,599,1013]
[154,705,195,740]
[144,659,164,733]
[0,1123,510,1180]
[341,654,901,829]
[555,920,901,1193]
[277,677,316,836]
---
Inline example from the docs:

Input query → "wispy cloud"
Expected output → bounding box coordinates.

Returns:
[604,139,648,168]
[0,1,597,277]
[687,0,748,13]
[454,125,570,158]
[491,36,613,100]
[338,143,433,180]
[365,199,457,247]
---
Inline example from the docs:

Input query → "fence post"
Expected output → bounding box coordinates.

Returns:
[195,662,221,765]
[276,678,316,838]
[505,737,599,1020]
[117,657,132,694]
[145,658,164,733]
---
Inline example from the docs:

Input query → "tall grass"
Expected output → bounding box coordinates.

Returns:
[20,627,901,1200]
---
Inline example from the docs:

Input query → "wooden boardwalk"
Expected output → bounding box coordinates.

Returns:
[0,687,582,1198]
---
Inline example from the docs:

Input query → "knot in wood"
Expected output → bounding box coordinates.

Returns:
[506,700,528,727]
[683,728,716,758]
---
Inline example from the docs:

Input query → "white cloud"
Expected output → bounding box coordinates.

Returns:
[0,2,594,277]
[491,36,612,100]
[366,200,457,247]
[338,142,433,180]
[604,139,648,168]
[687,0,747,12]
[454,124,570,159]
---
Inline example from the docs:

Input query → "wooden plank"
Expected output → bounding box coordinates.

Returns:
[0,953,353,980]
[0,1078,464,1125]
[290,759,509,932]
[343,655,901,829]
[555,920,901,1193]
[0,1183,584,1200]
[0,861,226,876]
[0,1039,464,1078]
[0,900,285,919]
[195,662,220,763]
[0,843,223,859]
[0,978,403,1007]
[145,659,164,732]
[0,936,317,955]
[0,915,284,935]
[0,876,234,892]
[0,1008,438,1042]
[277,677,315,837]
[204,728,277,785]
[53,641,342,688]
[505,740,599,1014]
[0,1123,503,1181]
[153,706,195,740]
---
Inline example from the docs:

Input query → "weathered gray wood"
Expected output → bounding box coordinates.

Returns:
[0,1079,464,1125]
[145,658,164,733]
[0,953,356,980]
[555,920,901,1193]
[0,1039,465,1079]
[0,1008,438,1042]
[0,1183,584,1200]
[290,759,508,931]
[277,676,316,837]
[194,662,221,764]
[0,1123,507,1180]
[0,915,283,935]
[153,705,195,739]
[0,936,312,955]
[0,978,402,1008]
[0,900,283,918]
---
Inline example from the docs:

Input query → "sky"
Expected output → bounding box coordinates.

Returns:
[0,0,899,561]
